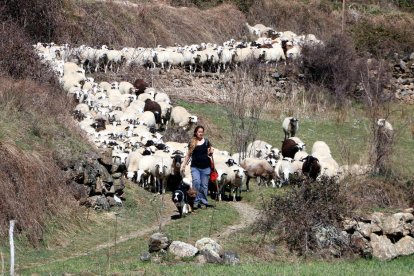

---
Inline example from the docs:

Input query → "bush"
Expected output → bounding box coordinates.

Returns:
[256,177,352,257]
[0,0,64,42]
[299,33,365,104]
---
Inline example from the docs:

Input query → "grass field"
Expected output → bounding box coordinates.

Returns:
[175,99,414,178]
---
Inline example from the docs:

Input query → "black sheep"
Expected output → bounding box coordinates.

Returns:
[301,155,321,180]
[281,139,300,159]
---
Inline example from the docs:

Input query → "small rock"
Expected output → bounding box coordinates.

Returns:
[370,233,398,261]
[169,241,198,258]
[195,238,223,256]
[222,251,240,265]
[107,196,116,207]
[343,218,358,231]
[112,172,123,179]
[140,251,151,262]
[201,248,222,264]
[92,196,110,210]
[195,255,207,264]
[148,233,170,252]
[395,236,414,256]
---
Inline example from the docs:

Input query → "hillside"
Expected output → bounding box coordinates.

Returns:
[0,0,414,274]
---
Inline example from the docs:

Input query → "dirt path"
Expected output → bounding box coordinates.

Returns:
[213,201,261,240]
[19,207,176,271]
[19,200,259,270]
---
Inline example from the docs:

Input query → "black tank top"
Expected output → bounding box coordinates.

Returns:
[191,139,210,169]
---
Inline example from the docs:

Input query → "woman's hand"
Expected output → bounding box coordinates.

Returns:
[208,147,214,156]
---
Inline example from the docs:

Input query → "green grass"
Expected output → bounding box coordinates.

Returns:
[10,187,239,274]
[176,100,414,178]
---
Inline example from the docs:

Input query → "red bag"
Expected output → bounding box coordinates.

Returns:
[209,156,219,182]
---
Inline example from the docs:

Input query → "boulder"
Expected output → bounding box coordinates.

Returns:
[381,213,412,235]
[195,238,223,256]
[148,233,170,252]
[395,236,414,256]
[95,196,110,210]
[140,251,151,262]
[222,252,240,265]
[195,255,207,264]
[168,241,198,258]
[350,231,372,258]
[200,248,223,264]
[357,222,381,238]
[370,233,398,261]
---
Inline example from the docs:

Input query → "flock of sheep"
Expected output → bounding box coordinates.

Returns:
[33,22,387,204]
[33,23,322,75]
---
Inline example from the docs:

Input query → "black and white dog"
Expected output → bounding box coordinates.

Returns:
[172,178,193,218]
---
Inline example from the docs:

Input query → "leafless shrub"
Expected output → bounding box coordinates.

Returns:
[346,176,412,211]
[299,33,367,105]
[359,59,395,176]
[256,177,352,257]
[0,21,57,82]
[219,62,273,156]
[0,0,64,42]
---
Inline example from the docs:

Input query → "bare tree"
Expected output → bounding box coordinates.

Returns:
[219,61,273,161]
[360,59,394,175]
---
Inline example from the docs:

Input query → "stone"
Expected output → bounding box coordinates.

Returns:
[201,248,223,264]
[107,196,116,207]
[148,233,170,252]
[396,212,414,222]
[356,222,381,238]
[342,218,358,232]
[85,195,99,207]
[222,252,240,265]
[140,251,151,262]
[195,238,223,256]
[195,255,207,264]
[112,172,123,179]
[370,233,398,261]
[350,231,372,258]
[395,236,414,256]
[95,196,110,210]
[382,213,411,235]
[168,241,198,258]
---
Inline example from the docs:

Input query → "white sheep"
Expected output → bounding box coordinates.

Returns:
[154,92,171,104]
[260,45,286,63]
[170,106,198,129]
[282,117,299,139]
[119,81,136,95]
[246,140,272,159]
[137,111,156,128]
[219,165,245,201]
[275,157,294,187]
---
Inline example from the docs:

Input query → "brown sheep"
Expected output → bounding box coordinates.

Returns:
[240,158,276,191]
[144,99,162,125]
[133,79,148,95]
[281,139,301,159]
[301,155,321,180]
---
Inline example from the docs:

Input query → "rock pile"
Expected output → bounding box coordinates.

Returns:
[343,208,414,260]
[392,53,414,104]
[69,151,126,210]
[145,234,239,265]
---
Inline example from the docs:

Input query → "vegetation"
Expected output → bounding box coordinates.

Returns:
[0,0,413,273]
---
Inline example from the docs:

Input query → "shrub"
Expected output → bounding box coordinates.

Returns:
[256,177,352,257]
[299,33,365,104]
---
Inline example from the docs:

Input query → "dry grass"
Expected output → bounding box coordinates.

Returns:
[0,76,93,246]
[58,1,246,47]
[0,141,77,246]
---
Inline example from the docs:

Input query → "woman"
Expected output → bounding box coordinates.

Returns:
[181,125,214,209]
